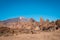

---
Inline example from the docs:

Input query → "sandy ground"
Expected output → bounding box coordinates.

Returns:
[0,30,60,40]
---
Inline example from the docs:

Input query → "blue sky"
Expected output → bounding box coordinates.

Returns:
[0,0,60,21]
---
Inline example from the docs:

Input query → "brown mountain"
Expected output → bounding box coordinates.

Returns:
[0,17,60,35]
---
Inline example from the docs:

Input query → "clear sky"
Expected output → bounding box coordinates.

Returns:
[0,0,60,21]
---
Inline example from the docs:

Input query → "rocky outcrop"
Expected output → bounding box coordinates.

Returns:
[40,17,45,25]
[39,18,58,31]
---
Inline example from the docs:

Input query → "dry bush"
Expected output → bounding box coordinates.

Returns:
[55,20,60,28]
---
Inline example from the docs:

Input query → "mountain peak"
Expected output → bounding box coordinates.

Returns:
[1,17,36,23]
[19,17,25,20]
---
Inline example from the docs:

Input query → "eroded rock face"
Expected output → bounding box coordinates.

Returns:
[40,17,45,25]
[39,18,58,31]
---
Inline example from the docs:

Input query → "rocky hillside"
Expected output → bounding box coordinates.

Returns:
[0,17,60,36]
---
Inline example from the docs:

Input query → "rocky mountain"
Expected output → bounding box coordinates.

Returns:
[3,17,26,23]
[1,17,35,23]
[0,17,37,29]
[0,17,60,35]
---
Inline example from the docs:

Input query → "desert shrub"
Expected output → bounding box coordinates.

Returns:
[55,20,60,28]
